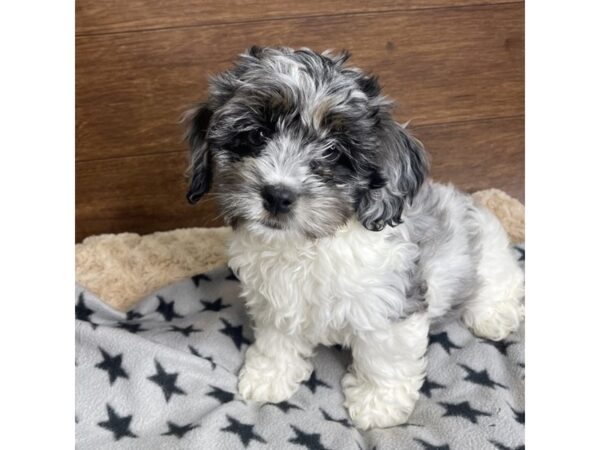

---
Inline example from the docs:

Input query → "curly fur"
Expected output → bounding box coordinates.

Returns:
[185,47,524,429]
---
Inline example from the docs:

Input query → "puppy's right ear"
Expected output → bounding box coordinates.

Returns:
[184,103,213,204]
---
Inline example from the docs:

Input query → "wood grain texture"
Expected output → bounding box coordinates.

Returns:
[76,0,521,35]
[76,116,523,242]
[76,4,524,162]
[76,151,223,242]
[415,116,524,201]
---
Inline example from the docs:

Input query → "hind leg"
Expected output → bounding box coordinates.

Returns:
[462,206,524,341]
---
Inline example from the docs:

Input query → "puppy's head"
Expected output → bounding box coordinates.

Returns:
[185,46,428,238]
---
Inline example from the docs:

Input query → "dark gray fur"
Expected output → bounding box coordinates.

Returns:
[184,47,498,322]
[185,46,429,236]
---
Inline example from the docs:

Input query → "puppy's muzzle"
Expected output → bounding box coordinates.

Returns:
[261,184,296,215]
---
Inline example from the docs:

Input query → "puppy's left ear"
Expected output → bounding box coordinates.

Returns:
[357,115,429,230]
[184,103,213,204]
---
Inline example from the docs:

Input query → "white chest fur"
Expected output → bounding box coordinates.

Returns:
[228,220,419,346]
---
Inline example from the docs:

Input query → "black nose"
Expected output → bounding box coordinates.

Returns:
[261,184,297,214]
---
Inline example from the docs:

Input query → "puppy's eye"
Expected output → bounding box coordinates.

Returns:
[247,129,266,147]
[323,144,339,161]
[337,153,353,170]
[324,144,353,170]
[229,129,268,156]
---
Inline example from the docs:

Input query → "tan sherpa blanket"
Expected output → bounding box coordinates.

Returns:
[76,188,524,311]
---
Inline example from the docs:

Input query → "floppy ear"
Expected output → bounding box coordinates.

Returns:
[184,50,258,204]
[357,115,429,231]
[185,103,214,204]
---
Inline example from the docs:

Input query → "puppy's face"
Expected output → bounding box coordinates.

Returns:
[186,47,428,238]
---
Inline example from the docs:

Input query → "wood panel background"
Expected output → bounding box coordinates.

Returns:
[76,0,524,242]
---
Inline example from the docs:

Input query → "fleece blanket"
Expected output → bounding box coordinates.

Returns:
[75,246,525,450]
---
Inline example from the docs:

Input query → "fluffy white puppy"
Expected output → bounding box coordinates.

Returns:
[185,46,524,429]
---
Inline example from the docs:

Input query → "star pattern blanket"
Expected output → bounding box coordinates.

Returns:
[75,245,525,450]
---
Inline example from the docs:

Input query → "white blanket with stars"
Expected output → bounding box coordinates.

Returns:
[75,246,524,450]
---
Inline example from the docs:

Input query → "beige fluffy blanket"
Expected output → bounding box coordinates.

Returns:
[76,188,524,311]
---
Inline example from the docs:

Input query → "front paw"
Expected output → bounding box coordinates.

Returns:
[342,372,419,429]
[238,351,312,403]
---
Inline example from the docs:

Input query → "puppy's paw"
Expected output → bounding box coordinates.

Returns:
[238,351,312,403]
[342,372,419,430]
[465,299,524,341]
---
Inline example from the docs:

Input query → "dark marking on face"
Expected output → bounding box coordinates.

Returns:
[185,47,429,237]
[227,129,270,157]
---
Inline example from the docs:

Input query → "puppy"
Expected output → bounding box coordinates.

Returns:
[185,47,524,429]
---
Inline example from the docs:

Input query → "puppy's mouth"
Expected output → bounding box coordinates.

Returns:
[259,216,286,230]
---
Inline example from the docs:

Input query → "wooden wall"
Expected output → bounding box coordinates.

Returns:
[76,1,524,242]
